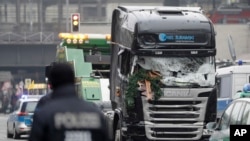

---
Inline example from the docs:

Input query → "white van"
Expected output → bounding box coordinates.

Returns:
[216,64,250,118]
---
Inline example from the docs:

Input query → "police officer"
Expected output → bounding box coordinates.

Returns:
[29,62,111,141]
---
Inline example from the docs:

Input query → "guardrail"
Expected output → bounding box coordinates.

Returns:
[0,32,61,44]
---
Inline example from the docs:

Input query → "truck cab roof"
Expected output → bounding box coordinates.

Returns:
[115,6,211,33]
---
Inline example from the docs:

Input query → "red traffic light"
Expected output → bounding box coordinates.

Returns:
[71,13,80,32]
[72,15,79,20]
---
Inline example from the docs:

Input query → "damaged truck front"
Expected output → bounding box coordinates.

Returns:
[110,6,217,141]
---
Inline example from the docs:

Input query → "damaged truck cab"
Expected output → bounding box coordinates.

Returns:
[110,6,217,141]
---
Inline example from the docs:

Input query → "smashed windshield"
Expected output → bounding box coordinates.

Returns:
[136,56,216,87]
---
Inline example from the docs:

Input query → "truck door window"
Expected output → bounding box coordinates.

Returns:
[120,50,130,75]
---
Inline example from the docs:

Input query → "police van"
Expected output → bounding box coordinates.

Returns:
[216,63,250,118]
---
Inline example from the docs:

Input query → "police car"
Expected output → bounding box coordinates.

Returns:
[6,95,42,139]
[206,97,250,141]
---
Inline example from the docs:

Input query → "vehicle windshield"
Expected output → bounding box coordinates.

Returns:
[21,101,38,113]
[137,56,216,87]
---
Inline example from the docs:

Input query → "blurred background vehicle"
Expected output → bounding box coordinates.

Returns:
[6,95,41,139]
[206,97,250,141]
[216,65,250,119]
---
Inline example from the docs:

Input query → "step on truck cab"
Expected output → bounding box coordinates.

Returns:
[110,6,217,141]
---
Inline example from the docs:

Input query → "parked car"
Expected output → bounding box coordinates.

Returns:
[206,97,250,141]
[6,95,42,139]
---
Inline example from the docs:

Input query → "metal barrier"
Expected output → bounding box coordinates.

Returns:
[0,32,60,44]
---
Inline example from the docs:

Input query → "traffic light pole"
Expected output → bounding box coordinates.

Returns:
[66,0,69,32]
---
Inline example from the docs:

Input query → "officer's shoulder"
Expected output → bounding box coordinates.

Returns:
[39,93,51,100]
[81,100,103,112]
[83,100,99,109]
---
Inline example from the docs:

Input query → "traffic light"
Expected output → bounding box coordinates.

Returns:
[71,13,80,32]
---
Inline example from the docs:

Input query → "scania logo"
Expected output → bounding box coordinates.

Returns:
[163,89,191,97]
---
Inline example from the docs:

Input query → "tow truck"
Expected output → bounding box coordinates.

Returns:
[57,33,110,100]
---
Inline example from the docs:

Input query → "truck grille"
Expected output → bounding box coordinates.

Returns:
[142,88,209,140]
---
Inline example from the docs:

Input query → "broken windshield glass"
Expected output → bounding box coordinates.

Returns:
[137,56,215,87]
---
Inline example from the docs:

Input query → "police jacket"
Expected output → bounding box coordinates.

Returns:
[29,84,110,141]
[35,93,52,110]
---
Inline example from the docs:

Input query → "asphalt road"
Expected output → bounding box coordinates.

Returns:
[0,113,28,141]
